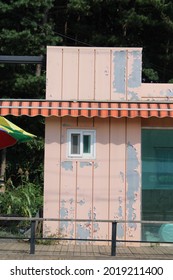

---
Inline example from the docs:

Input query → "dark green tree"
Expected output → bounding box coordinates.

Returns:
[0,0,61,99]
[53,0,173,82]
[0,0,61,194]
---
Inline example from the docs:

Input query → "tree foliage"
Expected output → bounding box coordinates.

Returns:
[0,181,43,217]
[0,0,61,99]
[53,0,173,82]
[0,0,59,55]
[0,1,61,214]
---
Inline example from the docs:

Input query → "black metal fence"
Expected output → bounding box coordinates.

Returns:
[0,217,173,256]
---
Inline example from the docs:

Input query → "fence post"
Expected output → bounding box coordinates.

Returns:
[30,220,36,254]
[111,221,117,256]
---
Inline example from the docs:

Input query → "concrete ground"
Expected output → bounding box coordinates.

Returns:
[0,241,173,259]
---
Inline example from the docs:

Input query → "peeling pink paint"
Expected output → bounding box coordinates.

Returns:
[44,46,173,245]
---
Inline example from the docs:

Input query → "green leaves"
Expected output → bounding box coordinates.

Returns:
[57,0,173,82]
[0,0,60,55]
[14,74,46,99]
[6,134,44,186]
[68,0,90,13]
[0,182,43,217]
[143,68,159,82]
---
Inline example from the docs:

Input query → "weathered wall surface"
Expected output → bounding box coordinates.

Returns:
[44,46,173,244]
[46,46,173,102]
[46,47,142,101]
[43,116,141,243]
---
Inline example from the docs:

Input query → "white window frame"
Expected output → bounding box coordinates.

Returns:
[67,129,96,159]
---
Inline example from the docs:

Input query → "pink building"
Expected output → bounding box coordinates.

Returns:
[1,46,173,244]
[43,47,173,244]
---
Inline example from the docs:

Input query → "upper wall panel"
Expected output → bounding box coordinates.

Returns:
[46,47,142,101]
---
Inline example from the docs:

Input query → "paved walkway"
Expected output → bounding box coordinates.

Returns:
[0,241,173,259]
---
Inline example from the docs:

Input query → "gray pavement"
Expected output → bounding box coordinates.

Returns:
[0,241,173,259]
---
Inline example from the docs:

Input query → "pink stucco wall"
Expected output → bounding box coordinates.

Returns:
[46,46,142,101]
[46,46,173,102]
[43,116,141,243]
[44,46,173,244]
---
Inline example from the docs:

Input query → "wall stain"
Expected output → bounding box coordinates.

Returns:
[160,88,173,97]
[120,171,124,183]
[88,207,100,238]
[62,123,73,127]
[80,162,92,168]
[128,51,141,88]
[113,50,126,95]
[77,199,85,206]
[118,205,123,220]
[60,203,69,232]
[117,195,124,238]
[118,225,124,239]
[60,199,75,238]
[76,223,90,242]
[128,91,140,101]
[61,161,73,171]
[126,142,140,230]
[69,198,74,204]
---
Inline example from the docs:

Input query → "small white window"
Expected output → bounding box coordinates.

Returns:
[67,129,96,159]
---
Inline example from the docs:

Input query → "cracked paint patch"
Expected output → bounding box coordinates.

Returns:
[128,51,141,88]
[128,91,140,101]
[117,195,124,239]
[93,222,100,233]
[60,201,68,232]
[117,224,124,239]
[69,198,74,204]
[113,51,126,95]
[80,162,92,168]
[60,199,75,237]
[77,199,85,206]
[118,196,123,222]
[76,223,90,241]
[160,88,173,97]
[93,208,100,237]
[118,204,123,218]
[126,142,140,230]
[113,212,124,239]
[61,161,73,171]
[87,208,100,238]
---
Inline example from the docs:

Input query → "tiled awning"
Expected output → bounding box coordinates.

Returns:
[1,100,173,118]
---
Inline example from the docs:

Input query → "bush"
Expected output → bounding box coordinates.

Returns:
[0,181,43,218]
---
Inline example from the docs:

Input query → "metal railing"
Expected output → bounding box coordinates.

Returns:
[0,217,173,256]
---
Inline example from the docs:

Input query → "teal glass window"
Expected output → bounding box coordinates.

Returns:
[83,135,91,154]
[142,129,173,242]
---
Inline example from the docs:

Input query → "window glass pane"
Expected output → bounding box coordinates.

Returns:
[71,134,80,154]
[68,129,95,158]
[142,129,173,242]
[83,135,91,153]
